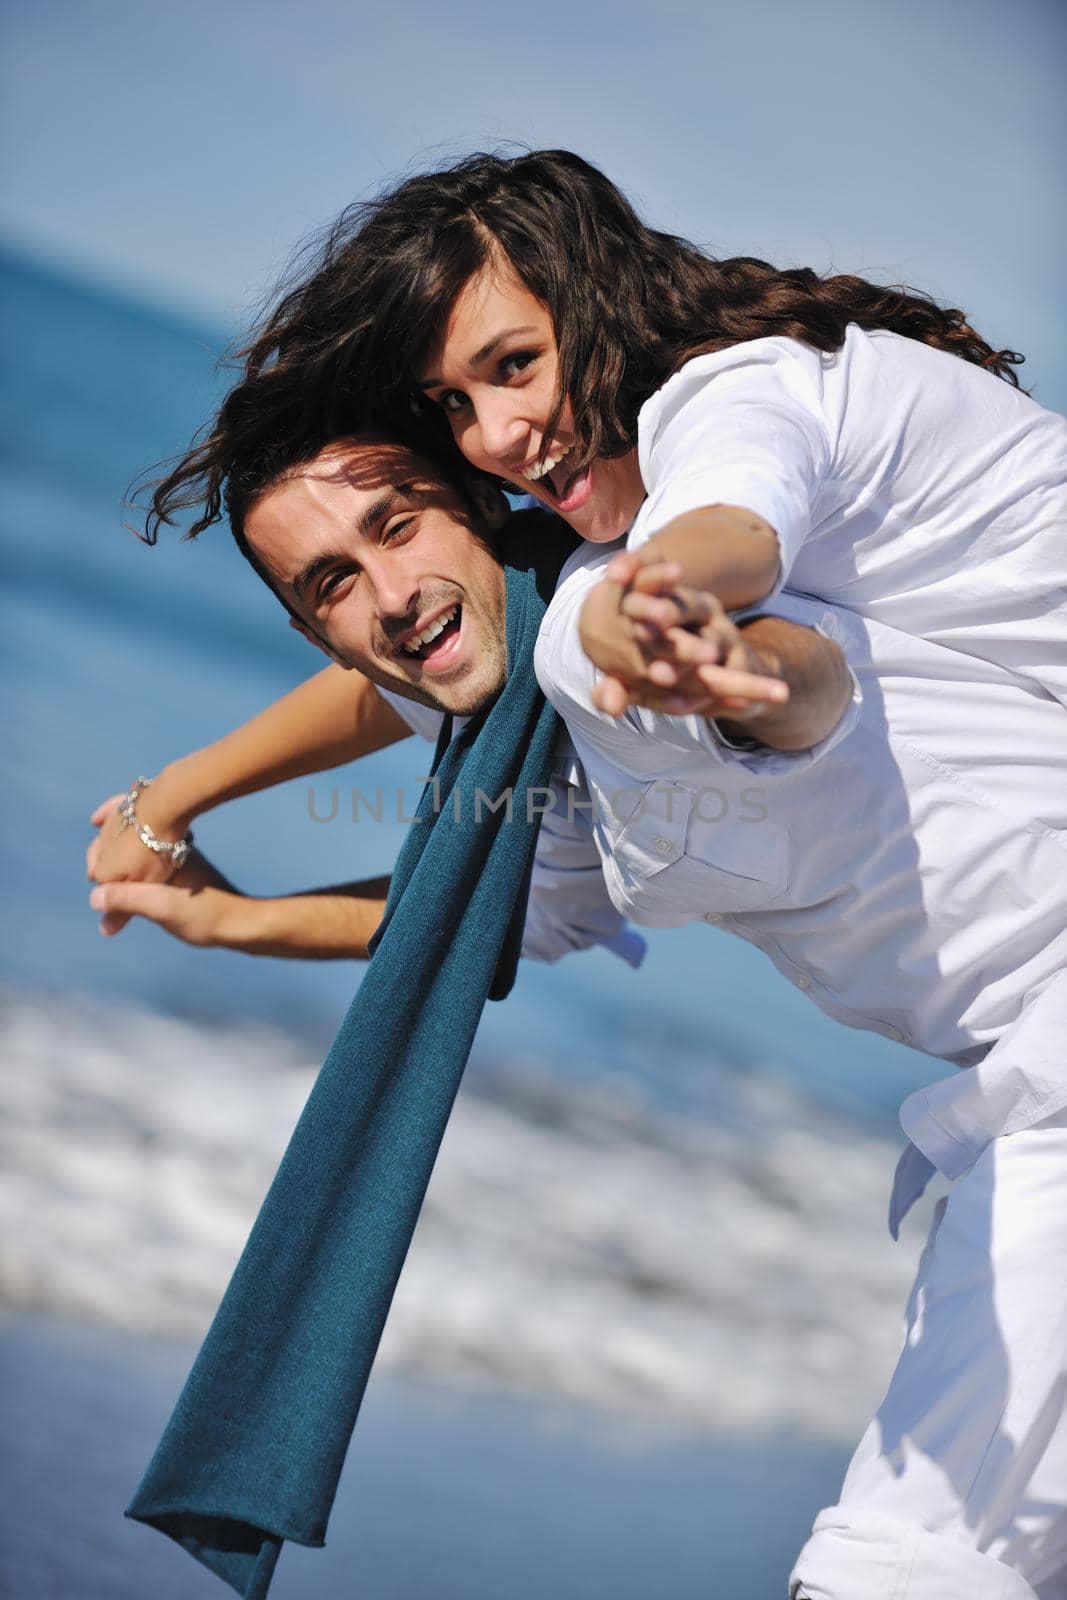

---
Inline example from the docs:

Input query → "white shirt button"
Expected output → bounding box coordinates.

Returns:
[887,1026,905,1042]
[654,836,673,854]
[703,912,724,925]
[796,974,812,991]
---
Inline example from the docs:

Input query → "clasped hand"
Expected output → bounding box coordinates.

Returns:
[578,549,790,721]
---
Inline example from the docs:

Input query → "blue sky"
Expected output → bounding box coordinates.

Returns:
[3,0,1065,407]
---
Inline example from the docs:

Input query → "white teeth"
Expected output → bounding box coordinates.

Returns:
[402,606,458,655]
[523,447,572,484]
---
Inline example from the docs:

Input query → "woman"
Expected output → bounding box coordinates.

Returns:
[102,154,1067,1599]
[147,149,1064,715]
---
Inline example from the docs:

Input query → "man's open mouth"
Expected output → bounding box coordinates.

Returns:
[399,604,462,661]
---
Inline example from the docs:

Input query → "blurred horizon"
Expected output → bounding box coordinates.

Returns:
[2,0,1065,408]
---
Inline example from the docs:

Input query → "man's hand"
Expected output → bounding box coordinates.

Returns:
[579,553,790,722]
[89,850,241,945]
[88,848,390,960]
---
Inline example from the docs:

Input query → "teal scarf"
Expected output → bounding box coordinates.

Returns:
[126,513,577,1597]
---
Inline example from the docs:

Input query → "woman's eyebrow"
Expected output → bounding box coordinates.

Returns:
[419,326,541,388]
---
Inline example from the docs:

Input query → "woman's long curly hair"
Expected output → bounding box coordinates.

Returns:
[143,148,1024,541]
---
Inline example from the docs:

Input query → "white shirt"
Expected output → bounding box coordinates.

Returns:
[534,544,1067,1210]
[629,327,1067,707]
[376,688,645,971]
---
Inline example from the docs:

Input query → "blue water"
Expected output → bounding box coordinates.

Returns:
[1,1315,849,1600]
[0,248,943,1125]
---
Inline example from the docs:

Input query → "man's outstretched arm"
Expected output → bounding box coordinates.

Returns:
[722,612,853,751]
[90,772,648,971]
[88,848,391,960]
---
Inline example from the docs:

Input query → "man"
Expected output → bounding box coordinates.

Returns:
[88,430,848,961]
[92,433,1067,1598]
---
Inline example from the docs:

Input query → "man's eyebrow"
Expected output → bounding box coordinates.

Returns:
[419,327,540,389]
[292,550,349,603]
[292,486,406,600]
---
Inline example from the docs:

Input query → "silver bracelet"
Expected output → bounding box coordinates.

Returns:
[118,776,194,872]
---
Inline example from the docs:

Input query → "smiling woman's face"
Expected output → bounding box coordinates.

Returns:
[418,259,646,544]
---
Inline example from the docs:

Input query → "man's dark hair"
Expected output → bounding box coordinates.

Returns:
[131,324,485,587]
[156,421,490,638]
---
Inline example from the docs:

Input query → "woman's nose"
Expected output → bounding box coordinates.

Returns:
[474,392,527,466]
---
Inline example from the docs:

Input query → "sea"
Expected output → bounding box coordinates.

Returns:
[0,249,952,1598]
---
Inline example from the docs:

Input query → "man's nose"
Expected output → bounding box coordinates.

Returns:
[369,559,420,624]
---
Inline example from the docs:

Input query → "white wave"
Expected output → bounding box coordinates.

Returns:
[0,986,926,1439]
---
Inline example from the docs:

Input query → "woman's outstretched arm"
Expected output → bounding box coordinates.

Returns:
[622,506,783,611]
[87,665,410,932]
[579,565,852,750]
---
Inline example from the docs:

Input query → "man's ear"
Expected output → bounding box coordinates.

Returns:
[288,614,351,669]
[466,475,511,532]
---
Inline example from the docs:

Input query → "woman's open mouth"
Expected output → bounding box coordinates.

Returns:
[522,446,594,514]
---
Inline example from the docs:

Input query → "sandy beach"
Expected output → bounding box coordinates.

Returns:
[0,983,925,1597]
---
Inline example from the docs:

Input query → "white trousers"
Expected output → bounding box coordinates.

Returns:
[791,1111,1067,1600]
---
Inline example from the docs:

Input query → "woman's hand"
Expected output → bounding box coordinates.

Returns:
[579,554,789,722]
[85,670,411,936]
[86,778,197,935]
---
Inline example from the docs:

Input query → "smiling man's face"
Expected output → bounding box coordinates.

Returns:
[245,437,509,717]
